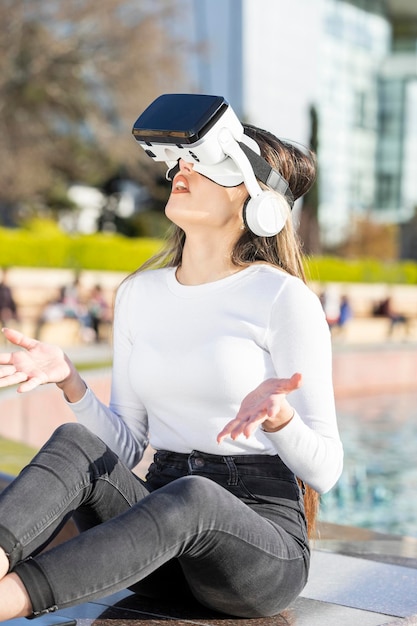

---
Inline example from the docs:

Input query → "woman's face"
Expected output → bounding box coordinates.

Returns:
[165,159,248,235]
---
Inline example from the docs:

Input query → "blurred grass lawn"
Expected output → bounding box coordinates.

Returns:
[0,437,37,476]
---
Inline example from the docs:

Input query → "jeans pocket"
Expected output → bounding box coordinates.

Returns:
[145,458,188,491]
[237,475,300,505]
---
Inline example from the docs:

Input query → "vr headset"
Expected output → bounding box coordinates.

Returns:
[132,94,294,236]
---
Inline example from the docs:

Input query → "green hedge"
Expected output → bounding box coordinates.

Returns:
[1,225,417,283]
[0,225,163,272]
[305,256,417,285]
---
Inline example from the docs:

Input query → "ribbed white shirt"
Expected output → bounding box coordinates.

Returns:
[68,265,343,493]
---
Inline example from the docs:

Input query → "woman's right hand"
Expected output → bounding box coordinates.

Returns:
[0,327,74,393]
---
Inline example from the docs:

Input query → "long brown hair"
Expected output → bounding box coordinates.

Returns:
[134,124,320,536]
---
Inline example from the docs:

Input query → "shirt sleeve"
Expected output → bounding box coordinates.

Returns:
[66,278,149,469]
[264,278,343,493]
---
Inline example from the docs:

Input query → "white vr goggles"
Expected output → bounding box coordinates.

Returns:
[132,94,294,236]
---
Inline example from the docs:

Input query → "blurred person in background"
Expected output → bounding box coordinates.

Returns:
[35,275,96,343]
[373,296,410,338]
[0,268,18,332]
[87,284,111,342]
[333,294,353,338]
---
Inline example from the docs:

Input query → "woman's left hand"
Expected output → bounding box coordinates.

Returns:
[217,373,302,443]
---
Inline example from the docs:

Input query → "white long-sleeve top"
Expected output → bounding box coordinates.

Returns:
[68,264,343,494]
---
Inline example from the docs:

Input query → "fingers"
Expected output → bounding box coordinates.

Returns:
[273,373,302,394]
[0,365,16,377]
[217,373,303,444]
[1,328,39,351]
[0,364,43,392]
[217,412,266,444]
[0,370,29,389]
[289,372,302,389]
[16,377,43,393]
[0,352,27,389]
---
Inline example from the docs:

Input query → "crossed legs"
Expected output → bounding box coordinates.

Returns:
[0,423,309,619]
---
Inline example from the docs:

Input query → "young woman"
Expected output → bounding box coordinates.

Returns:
[0,122,343,620]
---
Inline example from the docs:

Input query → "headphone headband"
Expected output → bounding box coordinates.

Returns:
[238,142,294,208]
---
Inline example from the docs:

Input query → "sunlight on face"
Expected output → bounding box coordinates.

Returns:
[165,161,248,234]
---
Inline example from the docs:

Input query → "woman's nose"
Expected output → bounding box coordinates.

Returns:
[178,159,194,173]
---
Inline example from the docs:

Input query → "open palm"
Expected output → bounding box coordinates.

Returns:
[0,328,70,393]
[217,373,302,443]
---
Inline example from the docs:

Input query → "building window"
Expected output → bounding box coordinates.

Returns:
[354,91,366,127]
[376,173,395,208]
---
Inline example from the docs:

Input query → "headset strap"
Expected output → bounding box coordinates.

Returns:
[238,142,294,208]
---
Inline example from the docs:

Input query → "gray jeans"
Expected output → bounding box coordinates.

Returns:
[0,423,310,618]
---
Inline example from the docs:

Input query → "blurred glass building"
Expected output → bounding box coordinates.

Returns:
[183,0,417,250]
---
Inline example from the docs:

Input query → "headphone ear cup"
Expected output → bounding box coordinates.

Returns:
[243,191,289,237]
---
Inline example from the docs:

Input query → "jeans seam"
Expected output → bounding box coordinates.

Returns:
[224,457,239,486]
[18,479,91,548]
[207,528,307,561]
[95,476,138,507]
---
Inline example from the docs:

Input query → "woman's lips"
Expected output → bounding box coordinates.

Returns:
[172,174,189,194]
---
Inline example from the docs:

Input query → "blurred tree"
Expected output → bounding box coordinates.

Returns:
[0,0,190,221]
[327,216,399,260]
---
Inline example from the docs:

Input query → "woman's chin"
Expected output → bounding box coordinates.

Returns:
[165,205,208,230]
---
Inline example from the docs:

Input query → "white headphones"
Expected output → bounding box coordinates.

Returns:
[166,130,294,237]
[132,94,294,237]
[242,190,290,237]
[217,128,294,237]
